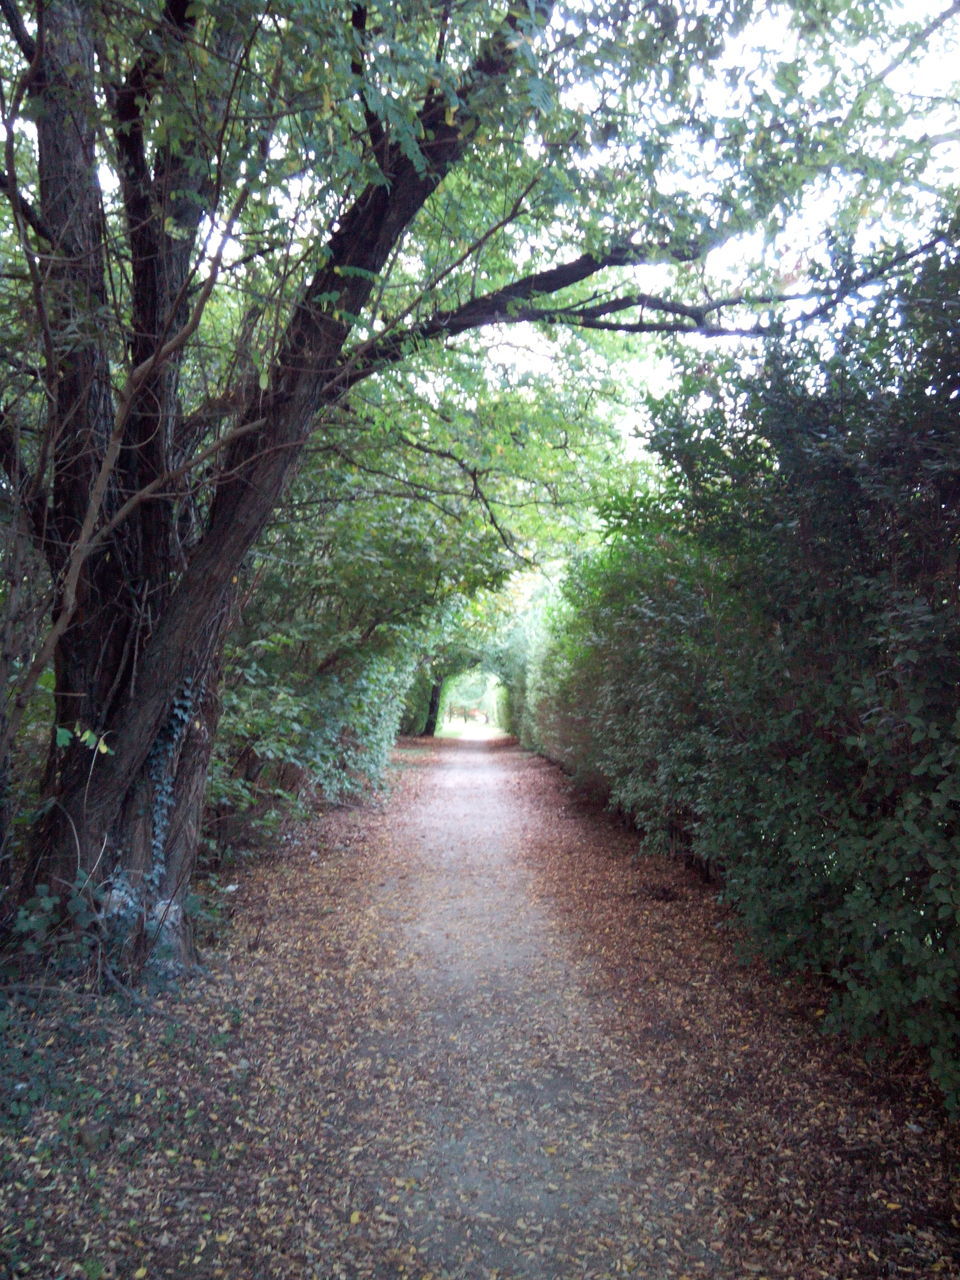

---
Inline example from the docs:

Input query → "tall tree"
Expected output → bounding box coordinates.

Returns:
[0,0,954,962]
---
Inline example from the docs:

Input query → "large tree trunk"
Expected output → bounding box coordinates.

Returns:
[18,0,233,969]
[10,0,549,973]
[24,0,125,892]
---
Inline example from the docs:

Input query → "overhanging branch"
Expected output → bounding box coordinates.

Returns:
[344,233,947,383]
[0,171,52,243]
[0,0,34,60]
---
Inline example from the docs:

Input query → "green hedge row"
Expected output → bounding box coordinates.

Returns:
[527,244,960,1105]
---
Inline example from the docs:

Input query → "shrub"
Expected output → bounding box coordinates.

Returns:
[529,242,960,1105]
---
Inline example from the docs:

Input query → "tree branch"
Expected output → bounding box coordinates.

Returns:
[346,233,947,376]
[350,4,388,174]
[343,239,704,378]
[859,0,960,99]
[0,170,52,242]
[318,437,529,563]
[0,407,45,539]
[0,0,34,60]
[110,0,197,220]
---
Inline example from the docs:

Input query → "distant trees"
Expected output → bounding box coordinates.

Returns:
[208,436,518,838]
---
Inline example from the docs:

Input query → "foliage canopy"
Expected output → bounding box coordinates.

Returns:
[0,0,956,976]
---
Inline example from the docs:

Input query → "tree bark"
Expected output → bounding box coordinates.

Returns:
[422,682,444,738]
[13,0,564,970]
[19,2,239,965]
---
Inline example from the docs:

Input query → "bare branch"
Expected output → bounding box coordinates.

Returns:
[346,234,947,376]
[85,414,269,555]
[318,437,530,563]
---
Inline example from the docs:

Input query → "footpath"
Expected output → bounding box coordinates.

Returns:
[1,735,958,1278]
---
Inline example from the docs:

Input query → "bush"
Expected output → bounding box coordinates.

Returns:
[529,242,960,1106]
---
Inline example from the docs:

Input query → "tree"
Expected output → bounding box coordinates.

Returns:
[210,430,522,821]
[0,0,954,965]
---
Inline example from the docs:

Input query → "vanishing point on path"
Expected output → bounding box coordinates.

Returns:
[3,735,958,1278]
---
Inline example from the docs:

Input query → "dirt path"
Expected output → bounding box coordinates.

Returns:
[345,735,692,1278]
[2,737,959,1279]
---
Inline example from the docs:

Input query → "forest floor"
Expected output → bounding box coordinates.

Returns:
[2,735,959,1279]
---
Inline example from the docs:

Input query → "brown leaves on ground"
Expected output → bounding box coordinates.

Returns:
[1,736,958,1279]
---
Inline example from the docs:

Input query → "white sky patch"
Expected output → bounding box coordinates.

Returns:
[609,0,960,445]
